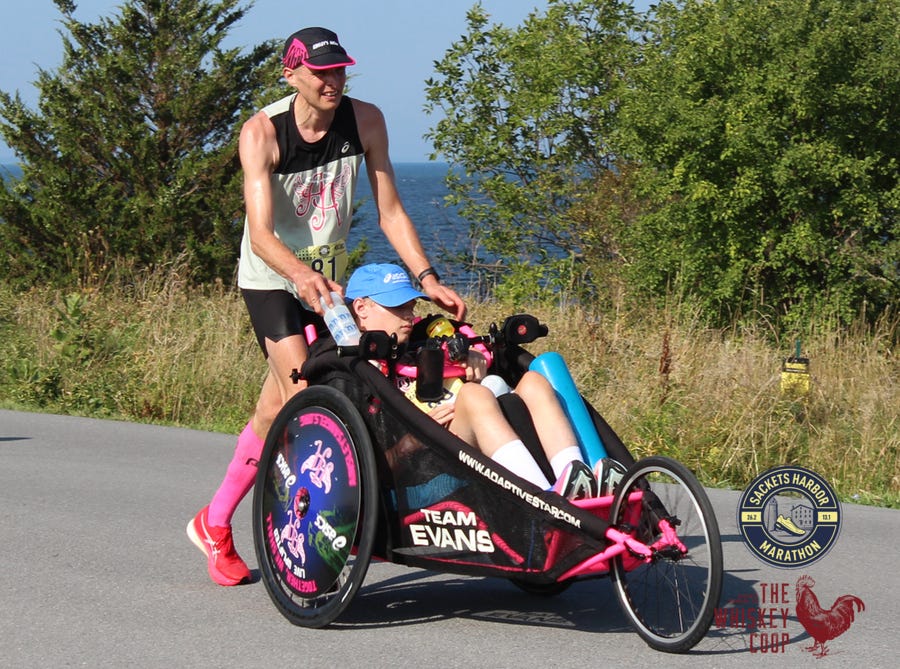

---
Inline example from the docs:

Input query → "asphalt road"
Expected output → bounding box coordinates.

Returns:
[1,409,896,668]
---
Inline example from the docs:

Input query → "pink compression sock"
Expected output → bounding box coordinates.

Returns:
[207,421,265,527]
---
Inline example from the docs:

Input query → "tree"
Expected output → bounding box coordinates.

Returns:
[618,0,900,325]
[424,0,642,303]
[0,0,280,287]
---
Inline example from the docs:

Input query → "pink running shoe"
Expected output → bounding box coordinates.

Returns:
[186,506,251,586]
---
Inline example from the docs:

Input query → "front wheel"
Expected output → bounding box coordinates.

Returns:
[609,456,723,653]
[252,385,378,628]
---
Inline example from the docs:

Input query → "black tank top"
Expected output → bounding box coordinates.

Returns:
[271,95,364,174]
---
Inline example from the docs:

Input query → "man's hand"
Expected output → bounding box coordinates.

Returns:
[294,267,343,314]
[422,282,467,321]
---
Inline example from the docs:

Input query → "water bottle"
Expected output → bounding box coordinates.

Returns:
[320,292,360,346]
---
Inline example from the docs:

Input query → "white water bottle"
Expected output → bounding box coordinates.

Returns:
[320,292,361,346]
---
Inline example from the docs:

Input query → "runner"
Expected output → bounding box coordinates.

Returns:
[187,27,465,587]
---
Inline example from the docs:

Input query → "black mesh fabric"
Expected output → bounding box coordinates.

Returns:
[300,344,612,582]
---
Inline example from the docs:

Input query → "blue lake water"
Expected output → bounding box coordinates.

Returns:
[351,162,475,288]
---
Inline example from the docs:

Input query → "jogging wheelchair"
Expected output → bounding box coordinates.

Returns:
[252,313,723,653]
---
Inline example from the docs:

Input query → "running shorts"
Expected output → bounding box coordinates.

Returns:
[241,288,326,358]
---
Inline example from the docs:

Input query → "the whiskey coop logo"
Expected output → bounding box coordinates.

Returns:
[737,465,841,568]
[714,576,865,658]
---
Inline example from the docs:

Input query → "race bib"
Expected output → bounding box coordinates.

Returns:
[294,241,348,283]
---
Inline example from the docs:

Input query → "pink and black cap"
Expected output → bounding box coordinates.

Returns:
[282,27,356,71]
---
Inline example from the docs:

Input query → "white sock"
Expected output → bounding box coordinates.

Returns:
[491,440,551,488]
[550,446,584,479]
[480,374,512,397]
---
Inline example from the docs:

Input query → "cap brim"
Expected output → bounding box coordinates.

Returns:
[370,288,430,307]
[304,54,356,70]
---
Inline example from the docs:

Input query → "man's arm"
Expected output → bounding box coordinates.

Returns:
[353,99,467,320]
[239,113,341,311]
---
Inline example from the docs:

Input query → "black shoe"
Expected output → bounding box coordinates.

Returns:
[593,457,628,496]
[552,460,599,500]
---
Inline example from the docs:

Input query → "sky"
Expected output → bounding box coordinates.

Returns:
[0,0,649,163]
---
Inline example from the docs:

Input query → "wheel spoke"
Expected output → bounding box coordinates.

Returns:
[610,456,723,653]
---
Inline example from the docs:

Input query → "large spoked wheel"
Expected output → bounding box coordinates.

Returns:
[253,385,378,628]
[609,456,723,653]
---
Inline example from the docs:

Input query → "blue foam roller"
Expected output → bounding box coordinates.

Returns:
[529,351,607,466]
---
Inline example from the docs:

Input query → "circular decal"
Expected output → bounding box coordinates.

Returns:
[262,407,360,597]
[737,465,841,568]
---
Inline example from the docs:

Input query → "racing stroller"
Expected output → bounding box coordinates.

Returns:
[252,314,723,653]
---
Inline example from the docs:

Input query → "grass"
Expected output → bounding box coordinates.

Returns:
[1,268,897,508]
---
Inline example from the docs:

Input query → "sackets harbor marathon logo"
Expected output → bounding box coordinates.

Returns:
[737,465,841,568]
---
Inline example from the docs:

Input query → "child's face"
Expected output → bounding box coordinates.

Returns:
[353,297,417,343]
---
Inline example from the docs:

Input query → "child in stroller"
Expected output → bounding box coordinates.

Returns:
[342,263,625,499]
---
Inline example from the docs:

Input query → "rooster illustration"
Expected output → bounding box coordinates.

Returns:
[795,575,865,658]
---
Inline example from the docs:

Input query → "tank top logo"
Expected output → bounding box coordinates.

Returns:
[293,163,353,231]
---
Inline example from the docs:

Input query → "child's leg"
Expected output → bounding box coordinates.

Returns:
[491,439,551,488]
[515,371,582,473]
[450,383,551,488]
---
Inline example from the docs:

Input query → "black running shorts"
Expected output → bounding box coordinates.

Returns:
[241,288,326,358]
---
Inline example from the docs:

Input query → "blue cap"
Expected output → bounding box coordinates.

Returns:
[345,263,430,307]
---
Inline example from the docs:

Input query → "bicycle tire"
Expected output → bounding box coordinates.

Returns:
[252,385,378,628]
[609,456,723,653]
